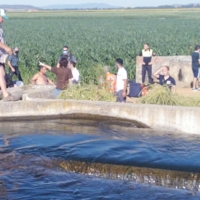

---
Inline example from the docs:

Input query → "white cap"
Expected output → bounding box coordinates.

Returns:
[0,9,9,20]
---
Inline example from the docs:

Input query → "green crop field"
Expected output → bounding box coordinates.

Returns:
[2,9,200,84]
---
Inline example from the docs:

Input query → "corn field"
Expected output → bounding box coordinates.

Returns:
[3,9,200,84]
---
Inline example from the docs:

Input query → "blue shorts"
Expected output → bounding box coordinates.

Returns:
[192,67,199,78]
[55,89,62,98]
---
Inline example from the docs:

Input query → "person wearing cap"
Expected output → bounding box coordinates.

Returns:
[68,55,80,84]
[57,46,70,68]
[0,9,17,101]
[8,47,23,82]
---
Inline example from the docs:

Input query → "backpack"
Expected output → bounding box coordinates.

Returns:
[128,81,142,98]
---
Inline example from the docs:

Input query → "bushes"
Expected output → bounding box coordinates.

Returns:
[140,85,200,107]
[59,84,116,102]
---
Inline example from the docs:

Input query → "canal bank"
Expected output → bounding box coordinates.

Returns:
[0,98,199,134]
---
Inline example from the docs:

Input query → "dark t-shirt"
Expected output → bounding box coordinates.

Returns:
[191,51,200,68]
[58,54,70,63]
[158,75,176,88]
[51,67,73,90]
[8,54,19,67]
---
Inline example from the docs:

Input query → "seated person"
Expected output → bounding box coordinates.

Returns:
[153,66,176,91]
[68,55,80,84]
[30,65,55,86]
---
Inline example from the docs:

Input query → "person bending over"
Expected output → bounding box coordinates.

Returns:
[8,47,23,82]
[68,55,80,84]
[139,43,157,84]
[30,65,55,86]
[153,66,176,92]
[115,58,128,103]
[40,57,72,97]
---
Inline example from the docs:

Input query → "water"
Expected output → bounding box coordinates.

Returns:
[0,119,200,199]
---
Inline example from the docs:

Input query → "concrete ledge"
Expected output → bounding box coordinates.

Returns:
[22,85,56,100]
[0,99,199,134]
[0,85,56,101]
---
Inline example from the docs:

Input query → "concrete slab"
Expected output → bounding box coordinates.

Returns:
[0,99,199,135]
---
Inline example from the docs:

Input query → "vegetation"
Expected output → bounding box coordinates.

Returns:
[139,85,200,107]
[3,9,200,85]
[59,84,116,102]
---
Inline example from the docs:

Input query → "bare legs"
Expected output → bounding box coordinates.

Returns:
[193,77,198,90]
[0,65,9,97]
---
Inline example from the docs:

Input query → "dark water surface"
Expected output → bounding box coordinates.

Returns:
[0,119,200,200]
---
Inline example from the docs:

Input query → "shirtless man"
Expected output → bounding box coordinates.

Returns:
[30,65,55,85]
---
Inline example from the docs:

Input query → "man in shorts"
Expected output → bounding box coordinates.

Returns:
[8,47,23,82]
[0,9,16,101]
[115,58,128,103]
[191,45,200,91]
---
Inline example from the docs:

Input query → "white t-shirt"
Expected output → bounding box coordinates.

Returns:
[116,67,127,92]
[72,68,80,83]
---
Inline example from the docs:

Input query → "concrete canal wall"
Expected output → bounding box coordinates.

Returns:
[0,98,199,135]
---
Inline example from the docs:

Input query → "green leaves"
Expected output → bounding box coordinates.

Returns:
[3,11,200,84]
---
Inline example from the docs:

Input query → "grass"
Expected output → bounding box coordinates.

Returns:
[59,84,116,102]
[139,85,200,107]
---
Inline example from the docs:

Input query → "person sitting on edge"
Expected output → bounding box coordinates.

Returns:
[153,66,176,91]
[68,55,80,84]
[139,43,157,84]
[57,46,70,68]
[115,58,128,103]
[7,47,23,82]
[39,57,73,97]
[30,65,55,86]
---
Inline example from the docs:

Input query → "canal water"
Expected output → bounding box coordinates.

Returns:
[0,118,200,200]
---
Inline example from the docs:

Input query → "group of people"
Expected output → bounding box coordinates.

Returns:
[0,9,81,100]
[0,9,177,103]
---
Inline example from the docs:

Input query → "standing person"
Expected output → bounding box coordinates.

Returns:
[39,57,72,97]
[68,55,80,84]
[191,45,200,91]
[115,58,128,103]
[0,9,17,101]
[153,66,176,92]
[139,43,157,84]
[57,46,70,68]
[30,65,55,86]
[8,47,23,82]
